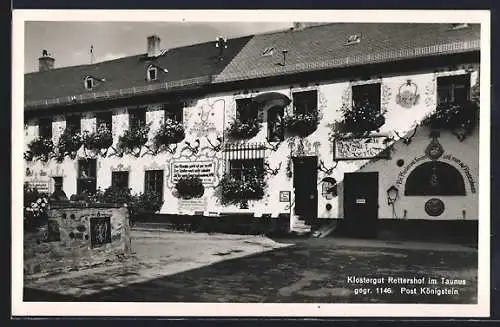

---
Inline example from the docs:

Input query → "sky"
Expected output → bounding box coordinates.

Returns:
[24,22,294,73]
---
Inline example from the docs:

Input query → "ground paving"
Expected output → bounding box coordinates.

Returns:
[24,230,478,303]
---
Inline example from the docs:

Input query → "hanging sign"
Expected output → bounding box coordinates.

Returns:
[279,191,291,202]
[334,136,390,160]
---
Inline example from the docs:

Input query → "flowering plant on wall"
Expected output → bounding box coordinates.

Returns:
[82,124,113,157]
[421,100,479,141]
[226,118,261,139]
[24,184,49,230]
[152,119,185,151]
[330,101,386,139]
[24,136,54,162]
[55,128,83,162]
[216,168,266,207]
[117,123,151,157]
[175,176,205,199]
[283,111,319,137]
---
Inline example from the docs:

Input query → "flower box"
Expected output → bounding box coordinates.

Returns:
[153,119,185,149]
[331,102,386,139]
[422,101,478,132]
[117,123,150,156]
[216,169,266,206]
[56,128,83,161]
[283,111,318,137]
[83,125,113,152]
[226,118,261,139]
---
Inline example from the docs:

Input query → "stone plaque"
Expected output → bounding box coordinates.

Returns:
[90,216,111,248]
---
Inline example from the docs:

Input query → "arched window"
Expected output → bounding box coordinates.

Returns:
[147,65,158,81]
[405,161,466,196]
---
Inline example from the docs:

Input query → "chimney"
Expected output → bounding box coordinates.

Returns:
[147,35,161,58]
[38,50,55,72]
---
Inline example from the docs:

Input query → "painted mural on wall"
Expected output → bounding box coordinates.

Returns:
[187,99,221,137]
[90,216,111,248]
[287,137,321,157]
[25,167,51,193]
[334,136,390,160]
[396,79,420,108]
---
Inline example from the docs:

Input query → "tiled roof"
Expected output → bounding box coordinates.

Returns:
[213,23,480,83]
[25,23,480,110]
[24,36,253,110]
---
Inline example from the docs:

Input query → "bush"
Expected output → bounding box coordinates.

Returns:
[175,176,205,199]
[95,186,133,205]
[226,118,261,139]
[93,186,164,220]
[216,168,266,206]
[129,191,164,218]
[25,137,54,162]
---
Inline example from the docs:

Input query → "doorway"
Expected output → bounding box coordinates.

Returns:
[343,172,379,238]
[293,156,318,223]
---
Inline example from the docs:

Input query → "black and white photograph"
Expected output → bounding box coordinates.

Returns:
[12,10,491,317]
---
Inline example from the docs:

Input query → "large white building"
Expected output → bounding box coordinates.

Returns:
[24,23,481,237]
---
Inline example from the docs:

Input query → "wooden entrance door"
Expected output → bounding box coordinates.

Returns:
[293,156,318,222]
[343,172,379,238]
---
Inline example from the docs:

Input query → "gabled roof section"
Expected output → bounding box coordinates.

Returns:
[213,23,480,83]
[25,35,253,110]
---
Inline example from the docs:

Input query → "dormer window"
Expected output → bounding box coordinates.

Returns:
[84,76,94,90]
[345,34,361,46]
[262,47,274,57]
[147,65,158,81]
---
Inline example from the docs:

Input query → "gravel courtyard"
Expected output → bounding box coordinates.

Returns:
[24,229,478,304]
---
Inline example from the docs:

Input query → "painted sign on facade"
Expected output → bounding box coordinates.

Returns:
[334,136,390,160]
[178,197,207,213]
[441,154,476,193]
[27,180,51,193]
[171,160,217,185]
